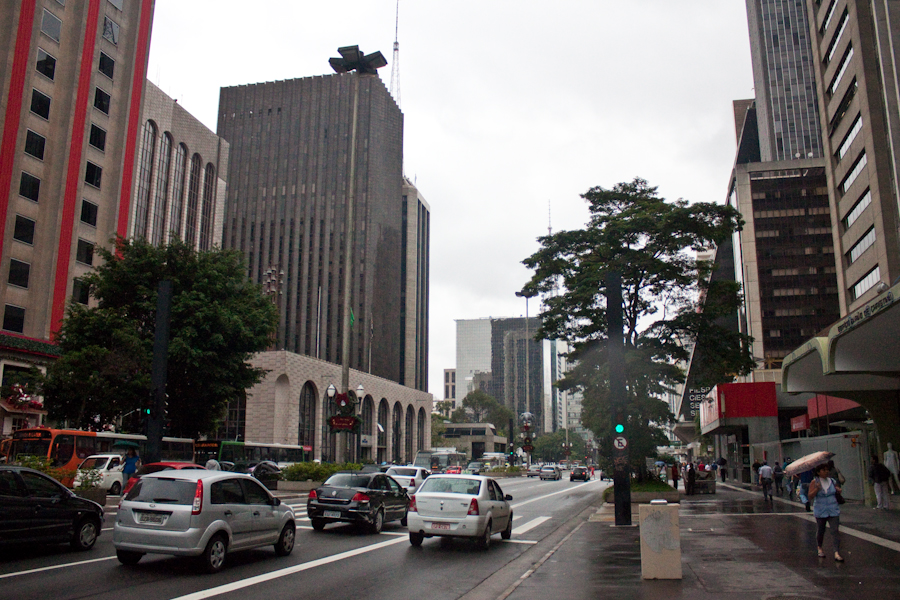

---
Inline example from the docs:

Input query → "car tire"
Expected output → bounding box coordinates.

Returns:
[200,534,228,574]
[476,520,492,550]
[311,518,326,532]
[370,509,384,534]
[109,481,122,496]
[501,513,513,540]
[116,550,143,565]
[274,522,295,556]
[71,517,99,551]
[400,509,408,527]
[409,531,424,546]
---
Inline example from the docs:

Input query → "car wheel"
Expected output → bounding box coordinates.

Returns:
[476,520,492,550]
[311,518,326,532]
[71,518,99,551]
[109,481,122,496]
[501,513,513,540]
[274,522,295,556]
[370,509,384,534]
[409,531,424,546]
[116,550,143,565]
[400,509,408,527]
[200,534,228,574]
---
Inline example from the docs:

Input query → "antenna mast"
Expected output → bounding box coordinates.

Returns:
[389,0,401,107]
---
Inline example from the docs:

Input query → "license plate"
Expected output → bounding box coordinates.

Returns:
[138,512,167,525]
[430,522,450,530]
[324,510,342,519]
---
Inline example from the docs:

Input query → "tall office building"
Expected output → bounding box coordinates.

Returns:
[217,73,427,388]
[490,317,545,432]
[455,318,492,398]
[0,1,154,342]
[803,0,900,312]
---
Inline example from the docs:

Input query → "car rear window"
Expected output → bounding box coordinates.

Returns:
[125,477,197,504]
[388,468,417,477]
[324,474,371,487]
[419,477,481,495]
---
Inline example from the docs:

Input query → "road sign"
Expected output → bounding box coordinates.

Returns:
[522,444,534,452]
[613,436,628,450]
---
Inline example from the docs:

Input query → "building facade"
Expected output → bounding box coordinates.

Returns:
[217,73,415,387]
[400,177,429,391]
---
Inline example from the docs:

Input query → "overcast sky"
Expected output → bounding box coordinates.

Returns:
[147,1,754,399]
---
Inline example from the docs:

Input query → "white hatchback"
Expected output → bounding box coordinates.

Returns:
[406,474,513,549]
[385,466,430,494]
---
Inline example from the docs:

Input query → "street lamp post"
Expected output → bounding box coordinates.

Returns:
[515,291,536,428]
[356,383,365,463]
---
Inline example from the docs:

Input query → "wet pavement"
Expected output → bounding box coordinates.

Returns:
[503,482,900,600]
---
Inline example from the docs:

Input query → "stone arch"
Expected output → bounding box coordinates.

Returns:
[392,402,403,463]
[360,395,374,462]
[274,374,291,444]
[298,381,317,461]
[417,407,427,454]
[377,399,389,464]
[405,404,415,462]
[321,389,336,463]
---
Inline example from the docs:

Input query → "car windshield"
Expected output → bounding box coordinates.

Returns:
[78,457,109,470]
[467,463,483,469]
[419,477,481,496]
[125,477,197,504]
[541,467,554,471]
[387,468,417,477]
[324,474,371,488]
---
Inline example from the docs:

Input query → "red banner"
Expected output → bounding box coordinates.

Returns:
[329,415,359,432]
[791,414,809,432]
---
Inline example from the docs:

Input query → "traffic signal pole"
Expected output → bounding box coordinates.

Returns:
[146,280,172,464]
[607,272,631,526]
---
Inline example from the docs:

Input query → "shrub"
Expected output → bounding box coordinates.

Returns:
[282,462,362,482]
[13,454,75,483]
[75,468,104,490]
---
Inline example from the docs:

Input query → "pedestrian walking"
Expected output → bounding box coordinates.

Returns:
[808,462,843,561]
[123,447,141,479]
[773,461,785,496]
[751,459,761,485]
[686,463,696,496]
[717,456,727,482]
[758,461,774,501]
[671,462,680,490]
[868,455,892,509]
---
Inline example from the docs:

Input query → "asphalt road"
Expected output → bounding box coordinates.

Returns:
[0,475,610,600]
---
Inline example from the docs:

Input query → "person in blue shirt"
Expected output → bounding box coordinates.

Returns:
[123,448,141,479]
[808,462,843,561]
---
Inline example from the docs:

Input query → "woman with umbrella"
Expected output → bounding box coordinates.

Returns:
[120,444,141,480]
[808,462,843,561]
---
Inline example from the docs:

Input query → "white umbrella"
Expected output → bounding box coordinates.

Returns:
[783,451,835,477]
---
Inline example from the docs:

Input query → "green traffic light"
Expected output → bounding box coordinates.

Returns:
[615,424,624,433]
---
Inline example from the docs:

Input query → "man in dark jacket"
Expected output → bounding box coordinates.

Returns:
[869,455,892,509]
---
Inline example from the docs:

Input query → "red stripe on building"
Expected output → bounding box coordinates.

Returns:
[115,0,154,240]
[0,0,37,253]
[50,0,102,335]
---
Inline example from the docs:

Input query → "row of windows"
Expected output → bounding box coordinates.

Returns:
[773,288,821,297]
[828,45,854,97]
[754,207,829,219]
[820,0,837,35]
[847,227,876,264]
[774,307,818,317]
[825,10,849,64]
[756,227,831,238]
[41,6,121,47]
[852,266,881,300]
[841,151,867,194]
[843,189,871,229]
[836,114,862,160]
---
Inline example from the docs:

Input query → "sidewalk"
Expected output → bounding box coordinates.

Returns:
[502,483,900,600]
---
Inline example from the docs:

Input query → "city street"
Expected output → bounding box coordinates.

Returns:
[0,476,610,600]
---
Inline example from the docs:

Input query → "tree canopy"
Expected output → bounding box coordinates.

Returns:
[531,429,586,463]
[521,178,754,469]
[449,390,514,436]
[42,237,277,437]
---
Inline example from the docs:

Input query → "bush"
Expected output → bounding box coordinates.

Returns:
[282,462,362,482]
[75,468,103,490]
[602,478,676,502]
[14,455,75,484]
[488,466,521,474]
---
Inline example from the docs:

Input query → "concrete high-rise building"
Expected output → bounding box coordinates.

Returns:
[442,368,456,403]
[490,316,545,432]
[455,318,492,398]
[217,73,427,389]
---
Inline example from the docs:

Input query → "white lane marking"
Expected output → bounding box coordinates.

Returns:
[502,539,538,545]
[512,516,551,535]
[511,479,602,510]
[0,556,117,580]
[168,536,409,600]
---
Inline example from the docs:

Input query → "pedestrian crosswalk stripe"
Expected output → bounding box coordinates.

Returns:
[512,516,551,535]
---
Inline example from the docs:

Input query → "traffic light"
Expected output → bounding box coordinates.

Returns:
[615,423,624,434]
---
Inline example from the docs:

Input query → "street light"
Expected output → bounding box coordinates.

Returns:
[327,383,336,400]
[328,46,386,462]
[355,384,365,463]
[515,290,537,428]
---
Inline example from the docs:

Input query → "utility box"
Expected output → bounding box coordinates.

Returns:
[639,501,682,580]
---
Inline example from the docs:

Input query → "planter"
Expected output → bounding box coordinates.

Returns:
[75,488,107,506]
[279,480,322,492]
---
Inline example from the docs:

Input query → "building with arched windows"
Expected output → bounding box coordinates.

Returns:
[131,80,227,250]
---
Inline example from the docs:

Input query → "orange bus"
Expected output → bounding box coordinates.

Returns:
[5,428,194,484]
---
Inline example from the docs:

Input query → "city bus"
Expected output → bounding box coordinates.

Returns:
[5,428,194,483]
[413,449,467,473]
[193,439,308,469]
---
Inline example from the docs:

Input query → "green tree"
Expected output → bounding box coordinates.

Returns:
[521,178,753,472]
[431,412,450,448]
[434,400,454,418]
[531,429,585,463]
[41,237,277,437]
[453,390,514,435]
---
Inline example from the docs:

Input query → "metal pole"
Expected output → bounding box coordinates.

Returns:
[147,280,172,465]
[607,271,631,526]
[524,299,530,427]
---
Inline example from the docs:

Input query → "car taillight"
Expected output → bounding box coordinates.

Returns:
[308,490,318,500]
[409,496,417,512]
[467,498,479,516]
[191,480,203,515]
[351,492,370,503]
[410,478,416,487]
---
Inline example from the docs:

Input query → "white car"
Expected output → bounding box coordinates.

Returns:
[386,466,431,494]
[539,466,561,481]
[407,474,513,549]
[75,454,126,495]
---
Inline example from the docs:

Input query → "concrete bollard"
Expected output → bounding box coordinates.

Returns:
[639,500,682,580]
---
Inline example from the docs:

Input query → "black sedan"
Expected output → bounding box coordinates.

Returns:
[570,466,591,481]
[0,466,104,551]
[307,472,409,533]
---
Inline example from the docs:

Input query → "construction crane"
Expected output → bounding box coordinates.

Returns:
[389,0,401,107]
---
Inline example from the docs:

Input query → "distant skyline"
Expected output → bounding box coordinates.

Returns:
[146,1,755,398]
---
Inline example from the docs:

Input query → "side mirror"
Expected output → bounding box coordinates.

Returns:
[505,494,513,501]
[272,497,281,506]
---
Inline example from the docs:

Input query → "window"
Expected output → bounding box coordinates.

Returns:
[89,124,106,151]
[19,172,40,202]
[836,115,862,160]
[211,479,244,504]
[84,162,102,188]
[134,121,157,239]
[31,89,51,119]
[102,16,119,45]
[81,200,98,226]
[93,88,111,114]
[98,52,114,79]
[151,134,173,245]
[825,10,849,64]
[847,227,876,264]
[185,154,201,245]
[829,46,854,97]
[76,239,94,265]
[7,259,30,289]
[170,144,187,238]
[13,216,35,245]
[108,0,124,9]
[820,0,837,34]
[851,266,881,300]
[41,9,62,42]
[844,190,871,229]
[20,471,61,498]
[24,130,46,160]
[36,48,56,80]
[72,279,90,305]
[841,152,867,194]
[240,479,270,504]
[3,305,25,333]
[200,163,216,250]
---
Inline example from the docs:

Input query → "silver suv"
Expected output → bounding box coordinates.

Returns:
[113,470,295,573]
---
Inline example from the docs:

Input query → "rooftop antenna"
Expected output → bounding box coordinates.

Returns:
[389,0,401,107]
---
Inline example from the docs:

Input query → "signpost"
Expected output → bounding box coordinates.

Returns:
[607,272,631,526]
